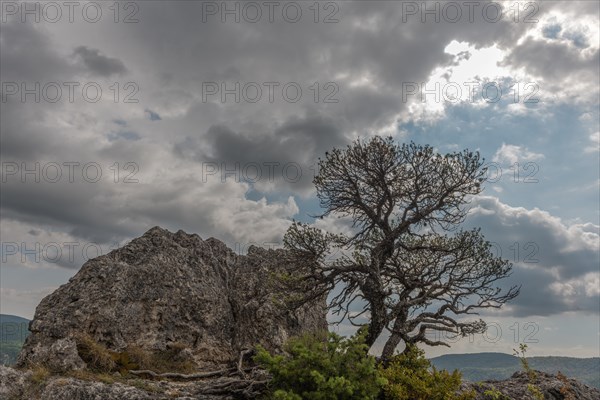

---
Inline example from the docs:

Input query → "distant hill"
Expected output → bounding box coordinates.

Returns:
[0,314,30,366]
[430,352,600,388]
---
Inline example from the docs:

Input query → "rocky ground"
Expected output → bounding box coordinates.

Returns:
[464,370,600,400]
[3,365,600,399]
[1,364,268,399]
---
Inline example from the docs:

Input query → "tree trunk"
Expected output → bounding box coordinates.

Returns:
[365,296,386,348]
[381,309,409,360]
[364,253,390,348]
[381,331,404,360]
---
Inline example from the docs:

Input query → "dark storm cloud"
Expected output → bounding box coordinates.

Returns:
[0,21,75,81]
[174,111,348,192]
[489,265,598,317]
[466,196,600,317]
[502,37,599,81]
[102,0,535,135]
[468,197,599,281]
[130,0,548,196]
[0,97,151,246]
[72,46,128,77]
[0,99,65,160]
[0,180,135,244]
[0,1,597,271]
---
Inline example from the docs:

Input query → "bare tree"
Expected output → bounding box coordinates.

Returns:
[280,136,519,360]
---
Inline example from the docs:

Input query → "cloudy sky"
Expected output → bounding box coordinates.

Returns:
[1,1,598,358]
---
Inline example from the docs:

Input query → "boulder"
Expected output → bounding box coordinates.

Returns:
[17,227,327,373]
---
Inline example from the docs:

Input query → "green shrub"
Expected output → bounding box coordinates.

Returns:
[255,327,476,400]
[379,344,475,400]
[254,326,385,400]
[480,384,510,400]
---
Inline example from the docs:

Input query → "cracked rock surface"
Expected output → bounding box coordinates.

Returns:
[17,226,327,372]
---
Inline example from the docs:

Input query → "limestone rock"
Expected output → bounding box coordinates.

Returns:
[17,227,327,372]
[0,365,267,399]
[466,370,600,399]
[41,377,157,400]
[0,365,31,399]
[24,337,85,373]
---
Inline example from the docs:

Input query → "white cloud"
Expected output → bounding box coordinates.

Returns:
[492,143,545,165]
[550,272,600,299]
[403,41,519,123]
[527,9,599,52]
[584,131,599,153]
[313,213,357,238]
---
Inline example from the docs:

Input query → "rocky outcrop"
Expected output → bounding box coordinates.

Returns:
[4,365,599,400]
[0,365,267,399]
[466,370,600,399]
[17,227,327,373]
